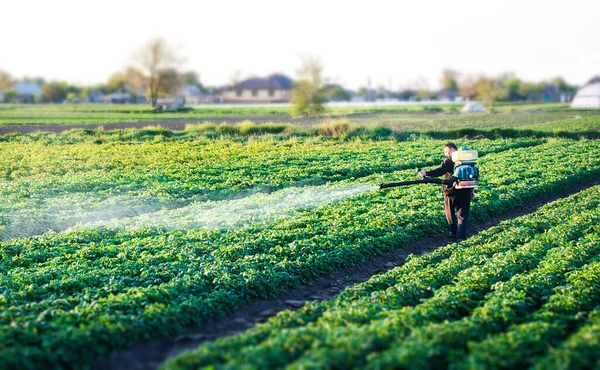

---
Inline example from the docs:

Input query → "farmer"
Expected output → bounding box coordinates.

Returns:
[418,142,475,241]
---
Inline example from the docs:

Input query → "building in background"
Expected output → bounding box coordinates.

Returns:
[571,76,600,108]
[13,82,43,103]
[527,84,574,103]
[438,87,459,102]
[178,84,220,104]
[221,74,292,103]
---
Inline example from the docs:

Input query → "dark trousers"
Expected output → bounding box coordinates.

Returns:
[444,191,471,239]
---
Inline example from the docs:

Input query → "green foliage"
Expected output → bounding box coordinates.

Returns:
[291,56,328,117]
[324,85,351,102]
[163,183,600,369]
[475,78,508,110]
[2,89,16,102]
[181,71,204,91]
[1,138,600,368]
[291,80,328,117]
[42,81,69,103]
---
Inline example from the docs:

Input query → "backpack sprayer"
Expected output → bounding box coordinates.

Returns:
[379,147,480,189]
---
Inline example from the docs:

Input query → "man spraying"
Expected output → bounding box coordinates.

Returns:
[418,142,475,241]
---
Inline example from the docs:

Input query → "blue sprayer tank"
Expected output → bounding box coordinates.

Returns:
[451,147,479,189]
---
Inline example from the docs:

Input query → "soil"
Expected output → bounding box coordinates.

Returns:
[0,115,323,135]
[90,178,600,370]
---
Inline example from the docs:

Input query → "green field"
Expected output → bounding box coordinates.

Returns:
[0,103,598,130]
[1,107,600,368]
[164,185,600,370]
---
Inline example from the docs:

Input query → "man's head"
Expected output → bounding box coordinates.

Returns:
[444,142,458,158]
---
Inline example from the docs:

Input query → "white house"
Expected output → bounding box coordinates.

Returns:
[155,97,184,110]
[13,82,43,103]
[571,77,600,108]
[179,84,217,104]
[221,74,293,103]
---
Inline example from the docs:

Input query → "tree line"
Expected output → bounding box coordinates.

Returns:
[0,39,584,112]
[0,39,203,107]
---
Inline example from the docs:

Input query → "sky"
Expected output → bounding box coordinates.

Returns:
[2,0,599,90]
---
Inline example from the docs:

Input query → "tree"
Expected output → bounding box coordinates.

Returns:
[551,76,576,93]
[324,85,351,102]
[229,70,242,87]
[42,81,69,103]
[131,38,183,107]
[459,75,477,100]
[154,68,182,97]
[475,77,507,110]
[519,81,543,100]
[106,67,146,94]
[19,76,46,86]
[0,70,13,90]
[106,72,126,93]
[440,69,459,91]
[182,71,204,91]
[412,77,430,101]
[356,87,368,97]
[502,78,522,101]
[291,56,328,117]
[3,90,16,102]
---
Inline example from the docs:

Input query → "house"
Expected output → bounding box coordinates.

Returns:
[221,74,293,103]
[527,84,573,103]
[13,82,43,103]
[155,97,184,110]
[89,90,105,103]
[438,88,458,102]
[99,92,133,104]
[178,84,210,105]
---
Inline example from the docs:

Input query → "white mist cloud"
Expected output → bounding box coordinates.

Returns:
[74,183,377,232]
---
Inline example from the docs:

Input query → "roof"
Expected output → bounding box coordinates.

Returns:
[587,76,600,85]
[233,74,293,90]
[571,82,600,108]
[13,82,43,95]
[179,84,203,96]
[439,88,457,96]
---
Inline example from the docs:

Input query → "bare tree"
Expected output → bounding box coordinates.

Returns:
[229,70,242,88]
[0,70,13,90]
[411,77,430,100]
[459,75,477,100]
[131,38,183,107]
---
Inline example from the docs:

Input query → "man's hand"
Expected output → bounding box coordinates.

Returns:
[471,189,476,199]
[418,170,427,177]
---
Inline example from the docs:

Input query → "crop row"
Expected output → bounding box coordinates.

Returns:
[1,139,599,368]
[162,185,600,370]
[0,137,540,240]
[533,307,600,370]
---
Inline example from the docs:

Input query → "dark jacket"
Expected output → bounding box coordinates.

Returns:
[425,157,466,196]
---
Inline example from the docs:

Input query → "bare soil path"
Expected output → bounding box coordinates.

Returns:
[90,178,600,370]
[0,115,325,135]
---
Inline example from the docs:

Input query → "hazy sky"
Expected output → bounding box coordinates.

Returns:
[3,0,599,90]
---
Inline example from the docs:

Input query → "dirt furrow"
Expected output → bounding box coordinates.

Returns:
[0,115,319,135]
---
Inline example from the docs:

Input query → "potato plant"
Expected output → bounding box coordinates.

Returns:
[1,138,600,368]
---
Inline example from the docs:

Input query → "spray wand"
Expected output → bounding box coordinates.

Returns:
[379,168,454,189]
[379,148,481,190]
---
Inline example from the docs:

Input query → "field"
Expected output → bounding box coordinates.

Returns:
[2,103,600,135]
[1,104,600,369]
